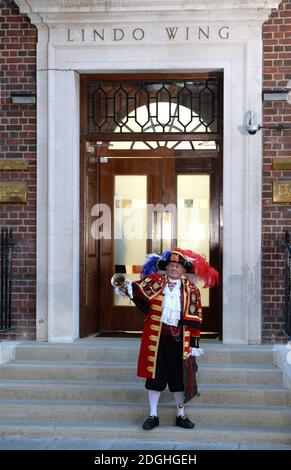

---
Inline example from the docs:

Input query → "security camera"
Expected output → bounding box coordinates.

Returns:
[245,108,291,134]
[246,124,259,135]
[245,111,260,135]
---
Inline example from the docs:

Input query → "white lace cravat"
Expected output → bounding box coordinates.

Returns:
[160,278,181,326]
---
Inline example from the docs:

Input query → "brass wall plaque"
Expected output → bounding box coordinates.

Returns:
[273,181,291,203]
[0,182,27,203]
[272,158,291,170]
[0,160,28,171]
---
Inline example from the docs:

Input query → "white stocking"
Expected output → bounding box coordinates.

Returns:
[148,389,161,417]
[174,391,185,416]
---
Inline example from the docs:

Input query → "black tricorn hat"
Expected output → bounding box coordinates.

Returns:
[156,250,192,273]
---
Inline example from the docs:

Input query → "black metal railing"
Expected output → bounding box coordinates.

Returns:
[0,228,15,331]
[284,231,291,339]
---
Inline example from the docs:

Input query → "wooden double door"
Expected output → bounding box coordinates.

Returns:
[81,145,222,338]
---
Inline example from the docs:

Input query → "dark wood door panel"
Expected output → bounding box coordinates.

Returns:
[80,144,100,337]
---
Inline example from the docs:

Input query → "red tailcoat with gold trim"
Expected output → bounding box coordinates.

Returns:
[132,273,202,379]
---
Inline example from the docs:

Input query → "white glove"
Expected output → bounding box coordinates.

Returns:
[190,347,204,357]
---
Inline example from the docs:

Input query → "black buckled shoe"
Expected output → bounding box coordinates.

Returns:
[142,415,159,430]
[175,415,195,429]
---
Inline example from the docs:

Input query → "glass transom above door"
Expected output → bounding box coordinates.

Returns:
[87,79,220,134]
[109,140,217,150]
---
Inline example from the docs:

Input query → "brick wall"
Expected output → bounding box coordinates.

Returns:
[262,0,291,343]
[0,0,37,339]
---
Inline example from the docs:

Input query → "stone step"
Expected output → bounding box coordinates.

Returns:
[0,380,289,406]
[13,342,274,365]
[0,421,290,446]
[0,400,290,427]
[1,435,291,451]
[0,341,289,449]
[0,361,282,385]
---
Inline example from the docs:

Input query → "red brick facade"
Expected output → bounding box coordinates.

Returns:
[0,1,290,342]
[0,1,37,339]
[262,0,291,343]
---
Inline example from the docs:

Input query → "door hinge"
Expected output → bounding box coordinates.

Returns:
[100,156,108,163]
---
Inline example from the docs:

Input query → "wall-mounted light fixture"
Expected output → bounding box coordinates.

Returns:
[11,93,36,104]
[263,90,290,101]
[263,81,291,104]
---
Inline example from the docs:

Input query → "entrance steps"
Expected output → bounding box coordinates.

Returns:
[0,339,290,448]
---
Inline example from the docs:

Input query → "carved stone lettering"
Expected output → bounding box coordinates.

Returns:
[66,25,231,43]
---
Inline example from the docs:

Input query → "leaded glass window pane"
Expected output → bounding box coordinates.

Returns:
[87,79,220,134]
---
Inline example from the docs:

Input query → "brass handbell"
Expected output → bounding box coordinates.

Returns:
[110,273,126,288]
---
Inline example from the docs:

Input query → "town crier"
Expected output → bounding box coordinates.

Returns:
[116,248,218,431]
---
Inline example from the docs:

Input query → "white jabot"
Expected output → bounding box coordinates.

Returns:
[160,278,181,326]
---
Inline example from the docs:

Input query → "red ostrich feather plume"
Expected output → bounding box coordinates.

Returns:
[174,247,219,288]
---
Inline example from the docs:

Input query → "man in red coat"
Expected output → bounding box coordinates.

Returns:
[118,248,218,431]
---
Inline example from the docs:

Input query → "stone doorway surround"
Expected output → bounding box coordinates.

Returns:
[14,1,281,343]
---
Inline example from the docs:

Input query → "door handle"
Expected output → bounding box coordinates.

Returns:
[152,211,162,254]
[161,211,172,252]
[151,210,173,253]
